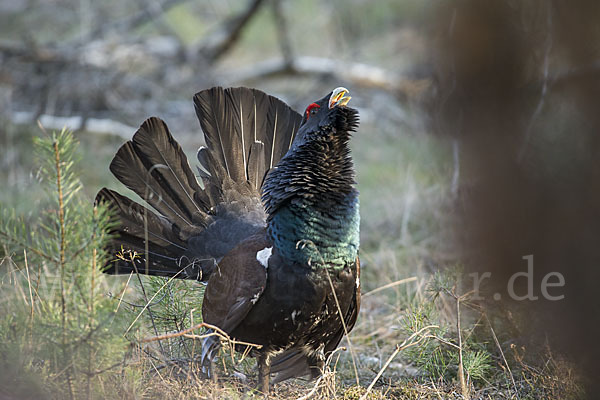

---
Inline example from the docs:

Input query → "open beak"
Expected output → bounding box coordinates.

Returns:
[328,87,351,109]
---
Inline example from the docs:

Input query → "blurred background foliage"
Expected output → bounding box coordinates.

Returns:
[0,0,596,398]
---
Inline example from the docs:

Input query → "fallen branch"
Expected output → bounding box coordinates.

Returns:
[10,111,135,138]
[221,56,432,98]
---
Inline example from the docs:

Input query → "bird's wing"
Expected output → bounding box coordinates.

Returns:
[201,232,271,334]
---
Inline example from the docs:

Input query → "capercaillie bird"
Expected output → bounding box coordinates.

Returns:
[96,86,361,393]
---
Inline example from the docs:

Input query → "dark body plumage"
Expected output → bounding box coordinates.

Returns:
[97,86,360,392]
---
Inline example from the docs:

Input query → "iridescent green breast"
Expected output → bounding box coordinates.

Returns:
[267,192,359,269]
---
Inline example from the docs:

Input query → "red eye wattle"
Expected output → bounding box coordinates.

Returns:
[305,103,320,120]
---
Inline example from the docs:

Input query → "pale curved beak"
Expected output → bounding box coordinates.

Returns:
[328,87,351,109]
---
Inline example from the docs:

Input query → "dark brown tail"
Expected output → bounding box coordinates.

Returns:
[96,87,302,281]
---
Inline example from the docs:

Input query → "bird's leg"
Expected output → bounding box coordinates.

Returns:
[312,358,325,379]
[310,349,326,379]
[209,361,218,384]
[257,352,271,394]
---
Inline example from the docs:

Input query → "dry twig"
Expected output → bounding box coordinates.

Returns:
[362,277,417,297]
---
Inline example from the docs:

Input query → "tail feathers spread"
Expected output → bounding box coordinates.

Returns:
[247,141,267,190]
[96,189,212,280]
[194,86,302,198]
[109,117,210,237]
[99,87,302,281]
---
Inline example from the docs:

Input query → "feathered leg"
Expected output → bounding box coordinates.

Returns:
[257,352,271,394]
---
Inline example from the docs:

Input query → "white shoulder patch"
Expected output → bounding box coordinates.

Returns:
[256,247,273,268]
[356,275,360,289]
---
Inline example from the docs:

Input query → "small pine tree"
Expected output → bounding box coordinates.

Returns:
[0,128,128,399]
[401,268,492,389]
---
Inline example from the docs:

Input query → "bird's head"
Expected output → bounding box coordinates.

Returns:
[293,87,358,147]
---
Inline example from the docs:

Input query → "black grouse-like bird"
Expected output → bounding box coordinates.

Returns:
[96,86,360,392]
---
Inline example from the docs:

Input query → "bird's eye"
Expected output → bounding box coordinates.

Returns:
[305,103,320,120]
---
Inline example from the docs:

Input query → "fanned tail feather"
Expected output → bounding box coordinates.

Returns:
[109,117,210,235]
[96,188,211,280]
[97,87,302,282]
[194,87,302,193]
